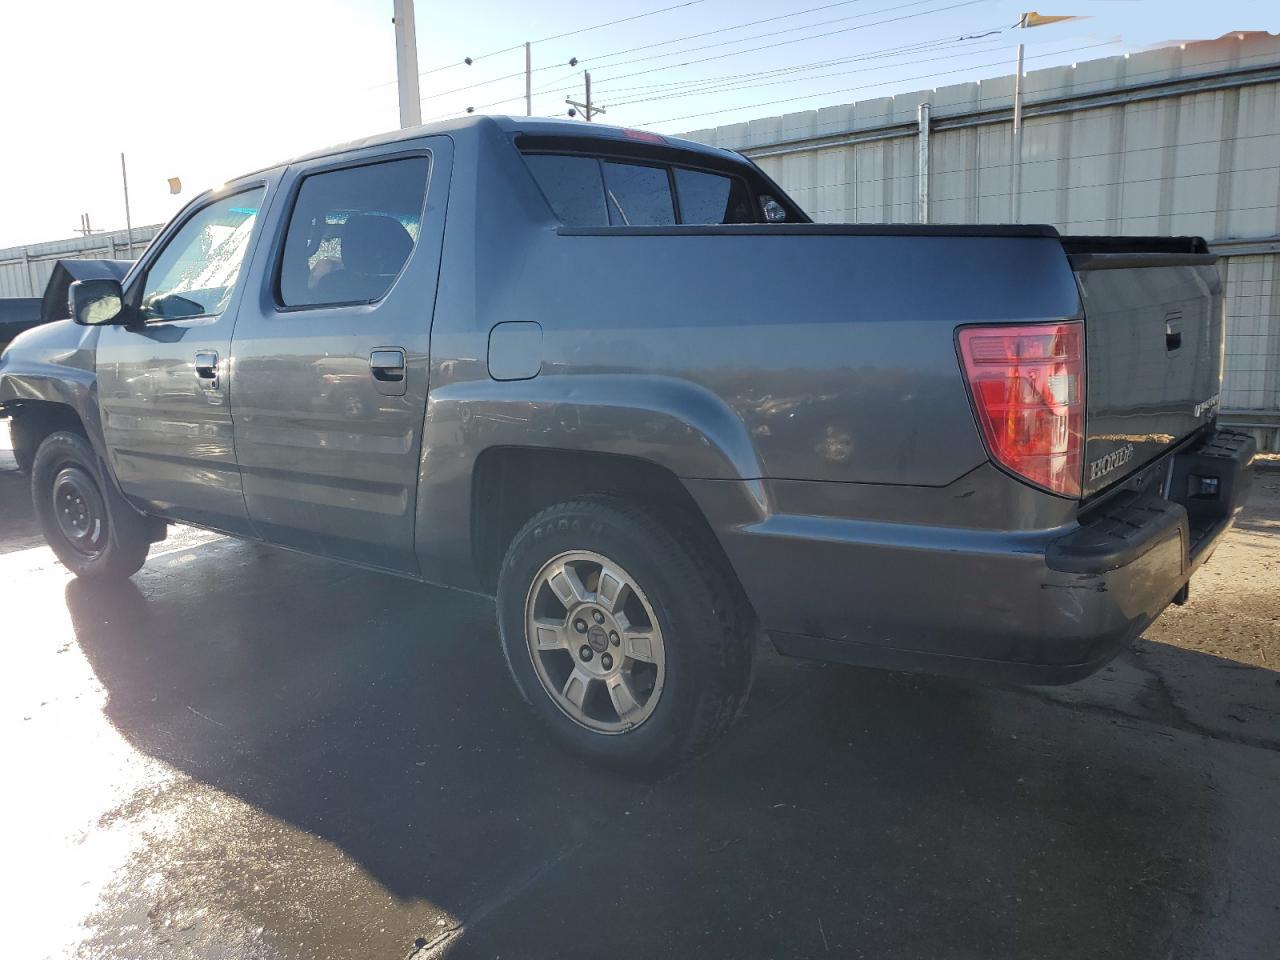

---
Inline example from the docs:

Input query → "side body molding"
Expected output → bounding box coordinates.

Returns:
[412,373,767,588]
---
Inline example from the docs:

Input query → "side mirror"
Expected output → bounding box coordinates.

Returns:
[69,278,125,325]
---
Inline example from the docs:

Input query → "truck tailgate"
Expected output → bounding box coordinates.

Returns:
[1066,238,1223,498]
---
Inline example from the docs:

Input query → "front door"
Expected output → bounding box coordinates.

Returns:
[229,139,450,573]
[95,182,273,535]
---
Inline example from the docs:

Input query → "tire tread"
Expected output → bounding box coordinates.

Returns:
[31,430,150,580]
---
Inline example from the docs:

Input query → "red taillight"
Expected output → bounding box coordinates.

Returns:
[957,321,1085,498]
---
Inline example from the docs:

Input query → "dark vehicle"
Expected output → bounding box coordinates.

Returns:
[0,298,41,356]
[0,260,133,355]
[0,117,1254,768]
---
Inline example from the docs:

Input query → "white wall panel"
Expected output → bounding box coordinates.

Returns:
[683,33,1280,417]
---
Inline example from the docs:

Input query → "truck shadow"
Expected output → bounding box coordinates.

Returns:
[58,536,1272,959]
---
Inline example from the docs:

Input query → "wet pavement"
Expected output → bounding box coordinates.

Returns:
[4,439,1279,959]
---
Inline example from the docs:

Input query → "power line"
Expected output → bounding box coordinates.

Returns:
[430,26,1003,121]
[413,0,711,79]
[529,0,710,47]
[637,38,1118,126]
[431,0,900,102]
[432,1,977,115]
[559,0,885,72]
[590,31,1006,98]
[541,30,994,98]
[421,62,567,102]
[530,0,983,95]
[426,31,1016,123]
[562,0,997,89]
[608,38,1008,107]
[600,0,977,78]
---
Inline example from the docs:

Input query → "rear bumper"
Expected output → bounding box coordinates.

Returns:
[721,429,1256,685]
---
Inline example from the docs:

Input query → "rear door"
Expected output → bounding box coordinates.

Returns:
[229,137,451,573]
[1070,243,1223,497]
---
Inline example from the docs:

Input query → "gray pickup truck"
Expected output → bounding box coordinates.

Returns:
[0,117,1255,768]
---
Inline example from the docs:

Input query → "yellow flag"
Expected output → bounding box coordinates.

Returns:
[1023,12,1084,27]
[167,177,182,195]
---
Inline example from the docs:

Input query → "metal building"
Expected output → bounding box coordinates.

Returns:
[0,225,161,300]
[683,32,1280,449]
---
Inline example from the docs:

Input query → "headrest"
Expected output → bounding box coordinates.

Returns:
[341,214,413,276]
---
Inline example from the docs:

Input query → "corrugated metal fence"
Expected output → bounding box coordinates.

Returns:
[0,225,162,300]
[684,32,1280,449]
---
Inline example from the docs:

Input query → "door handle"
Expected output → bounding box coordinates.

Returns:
[194,351,219,388]
[370,349,406,383]
[1165,312,1183,352]
[370,348,407,398]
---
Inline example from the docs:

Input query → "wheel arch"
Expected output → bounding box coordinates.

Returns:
[414,375,769,595]
[4,399,92,474]
[469,446,752,597]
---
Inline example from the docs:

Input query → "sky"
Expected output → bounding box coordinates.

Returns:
[0,0,1273,248]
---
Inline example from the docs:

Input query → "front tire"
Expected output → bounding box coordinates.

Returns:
[497,496,753,770]
[31,431,151,580]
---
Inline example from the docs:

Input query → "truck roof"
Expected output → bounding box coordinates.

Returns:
[247,115,743,181]
[216,115,1067,240]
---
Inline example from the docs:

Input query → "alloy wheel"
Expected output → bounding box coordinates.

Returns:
[524,550,666,734]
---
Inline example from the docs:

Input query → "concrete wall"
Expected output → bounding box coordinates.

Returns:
[682,32,1280,446]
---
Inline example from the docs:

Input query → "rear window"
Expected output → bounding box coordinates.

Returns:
[523,153,759,226]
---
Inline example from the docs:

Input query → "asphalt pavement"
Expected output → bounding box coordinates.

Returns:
[3,439,1278,960]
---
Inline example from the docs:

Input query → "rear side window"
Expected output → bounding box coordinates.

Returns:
[278,156,430,308]
[523,152,758,226]
[674,168,754,224]
[602,161,674,226]
[523,154,607,226]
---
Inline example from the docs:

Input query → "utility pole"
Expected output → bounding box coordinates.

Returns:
[120,153,135,254]
[393,0,422,128]
[525,41,532,116]
[1010,13,1027,223]
[1009,12,1080,222]
[917,102,931,224]
[565,70,606,121]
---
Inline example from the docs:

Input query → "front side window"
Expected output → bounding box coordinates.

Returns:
[278,156,430,308]
[140,188,265,321]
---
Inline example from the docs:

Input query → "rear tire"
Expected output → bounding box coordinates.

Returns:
[31,431,151,580]
[497,496,754,771]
